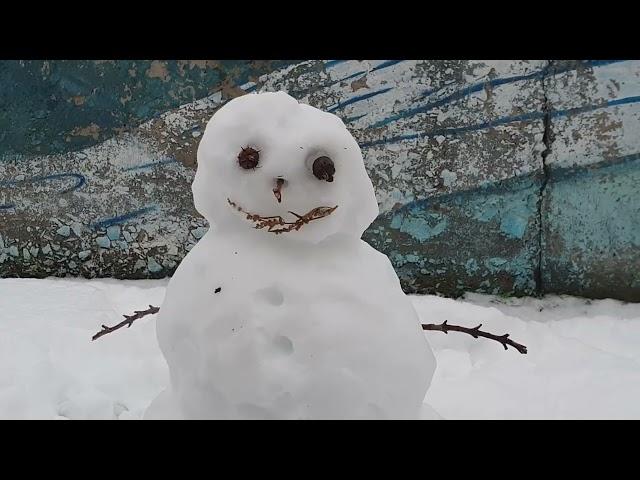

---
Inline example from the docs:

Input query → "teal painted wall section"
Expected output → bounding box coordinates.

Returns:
[542,155,640,300]
[1,60,639,301]
[0,60,295,157]
[540,60,640,301]
[363,173,541,296]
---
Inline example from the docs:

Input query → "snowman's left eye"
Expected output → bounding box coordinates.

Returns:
[312,156,335,182]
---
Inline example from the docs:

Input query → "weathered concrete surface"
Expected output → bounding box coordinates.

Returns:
[542,60,640,301]
[0,61,295,279]
[1,60,638,301]
[0,60,295,157]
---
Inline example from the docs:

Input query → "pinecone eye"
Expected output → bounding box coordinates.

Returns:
[312,156,335,182]
[238,147,260,169]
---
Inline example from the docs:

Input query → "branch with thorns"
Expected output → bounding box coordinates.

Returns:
[227,198,338,234]
[92,305,527,354]
[92,305,159,341]
[422,320,527,354]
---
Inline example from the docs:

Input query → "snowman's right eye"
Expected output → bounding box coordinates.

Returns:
[238,147,260,169]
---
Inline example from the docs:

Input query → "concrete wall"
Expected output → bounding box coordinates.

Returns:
[1,60,638,301]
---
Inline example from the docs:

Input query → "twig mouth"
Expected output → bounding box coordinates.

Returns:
[227,198,338,234]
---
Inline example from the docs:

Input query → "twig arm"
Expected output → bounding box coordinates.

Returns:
[422,320,527,354]
[92,305,527,355]
[92,305,160,341]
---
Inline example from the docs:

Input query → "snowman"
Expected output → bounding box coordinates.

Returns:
[145,91,436,419]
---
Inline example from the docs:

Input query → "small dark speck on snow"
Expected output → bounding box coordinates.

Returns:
[215,287,222,293]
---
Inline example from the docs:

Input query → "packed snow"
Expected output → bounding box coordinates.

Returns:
[1,276,639,419]
[150,92,434,419]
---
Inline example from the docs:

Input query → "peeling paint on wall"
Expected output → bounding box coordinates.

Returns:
[541,60,640,301]
[1,60,639,301]
[0,60,295,157]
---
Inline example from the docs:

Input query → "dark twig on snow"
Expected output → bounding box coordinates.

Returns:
[92,305,160,341]
[421,320,528,354]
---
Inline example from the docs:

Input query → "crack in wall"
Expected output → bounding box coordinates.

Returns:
[536,60,555,296]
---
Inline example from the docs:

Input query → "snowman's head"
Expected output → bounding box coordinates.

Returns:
[193,91,379,244]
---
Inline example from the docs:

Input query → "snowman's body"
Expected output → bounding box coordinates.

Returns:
[146,92,436,419]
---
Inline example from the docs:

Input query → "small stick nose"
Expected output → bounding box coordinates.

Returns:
[273,178,285,203]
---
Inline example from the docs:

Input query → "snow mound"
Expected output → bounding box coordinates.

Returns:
[1,278,639,419]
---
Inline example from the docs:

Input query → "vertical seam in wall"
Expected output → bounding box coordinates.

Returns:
[536,60,554,296]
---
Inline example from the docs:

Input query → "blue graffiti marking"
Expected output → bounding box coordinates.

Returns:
[92,206,158,230]
[323,70,368,90]
[344,113,368,124]
[123,159,180,172]
[582,60,628,68]
[324,60,347,69]
[0,173,86,193]
[314,60,403,94]
[322,61,404,90]
[372,60,629,129]
[361,111,545,148]
[0,204,15,210]
[337,70,367,83]
[385,151,640,230]
[548,151,640,182]
[371,60,404,72]
[377,72,542,128]
[551,95,640,119]
[328,87,393,113]
[361,94,640,149]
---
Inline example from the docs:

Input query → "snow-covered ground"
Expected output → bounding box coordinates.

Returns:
[1,277,639,419]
